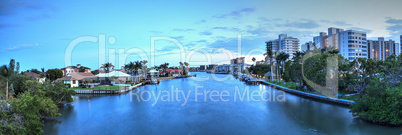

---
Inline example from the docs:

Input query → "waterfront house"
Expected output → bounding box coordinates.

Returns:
[56,72,97,87]
[214,63,251,73]
[148,69,160,78]
[24,72,46,83]
[96,71,131,84]
[173,69,182,76]
[61,64,91,76]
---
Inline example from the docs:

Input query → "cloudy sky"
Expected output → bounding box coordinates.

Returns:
[1,0,402,71]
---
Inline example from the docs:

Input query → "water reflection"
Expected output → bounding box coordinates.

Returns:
[43,72,401,134]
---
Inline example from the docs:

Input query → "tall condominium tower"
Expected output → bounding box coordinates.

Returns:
[301,41,314,52]
[338,30,367,61]
[265,34,300,60]
[313,32,328,49]
[368,37,398,61]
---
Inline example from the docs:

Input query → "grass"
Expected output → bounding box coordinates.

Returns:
[69,86,122,90]
[339,94,359,101]
[265,79,356,101]
[265,80,315,94]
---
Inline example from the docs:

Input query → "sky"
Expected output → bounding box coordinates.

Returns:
[1,0,402,71]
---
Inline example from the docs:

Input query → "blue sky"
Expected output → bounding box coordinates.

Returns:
[1,0,402,71]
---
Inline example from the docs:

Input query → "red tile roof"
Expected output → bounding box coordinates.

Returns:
[56,72,97,81]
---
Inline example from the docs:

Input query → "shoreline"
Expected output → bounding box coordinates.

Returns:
[72,75,193,94]
[259,81,355,107]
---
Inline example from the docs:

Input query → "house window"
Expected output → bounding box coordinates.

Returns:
[72,80,76,84]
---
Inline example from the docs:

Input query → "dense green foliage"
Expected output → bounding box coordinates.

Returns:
[279,47,402,125]
[46,69,63,82]
[2,92,60,134]
[350,80,402,126]
[247,64,271,76]
[1,59,76,134]
[9,74,33,97]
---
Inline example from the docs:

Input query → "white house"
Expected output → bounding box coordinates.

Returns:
[56,72,97,87]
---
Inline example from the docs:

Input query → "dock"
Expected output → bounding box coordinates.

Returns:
[73,75,194,95]
[74,83,143,94]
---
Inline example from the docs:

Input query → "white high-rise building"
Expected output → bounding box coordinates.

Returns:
[266,39,280,53]
[367,37,398,61]
[396,43,400,57]
[313,32,328,49]
[266,34,300,60]
[302,41,314,52]
[328,27,344,49]
[400,35,402,55]
[339,30,368,61]
[279,34,300,60]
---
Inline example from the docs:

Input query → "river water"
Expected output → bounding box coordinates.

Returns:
[43,72,401,135]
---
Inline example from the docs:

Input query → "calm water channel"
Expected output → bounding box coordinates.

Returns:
[43,72,401,135]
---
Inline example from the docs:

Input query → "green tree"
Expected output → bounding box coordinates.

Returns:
[28,68,41,74]
[23,80,46,96]
[247,64,271,76]
[43,82,76,105]
[350,79,402,126]
[379,54,402,88]
[46,69,63,82]
[101,62,114,73]
[78,67,86,72]
[184,62,189,75]
[134,60,142,75]
[179,62,184,75]
[264,49,274,82]
[11,91,60,134]
[91,70,99,75]
[125,62,135,74]
[348,58,377,98]
[141,60,148,79]
[0,65,11,103]
[302,53,328,91]
[9,59,15,74]
[15,62,19,74]
[159,62,169,77]
[9,74,33,97]
[276,52,289,85]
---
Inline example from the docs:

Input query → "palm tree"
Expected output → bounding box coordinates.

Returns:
[159,63,169,76]
[184,62,189,75]
[328,49,340,54]
[9,59,15,73]
[179,62,184,75]
[264,49,274,82]
[129,62,135,74]
[101,62,114,73]
[134,61,141,75]
[124,62,133,74]
[125,62,136,82]
[292,51,303,61]
[141,60,148,79]
[0,65,10,103]
[280,52,289,85]
[275,52,289,83]
[275,52,280,83]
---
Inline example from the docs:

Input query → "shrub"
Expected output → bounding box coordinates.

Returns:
[350,80,402,126]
